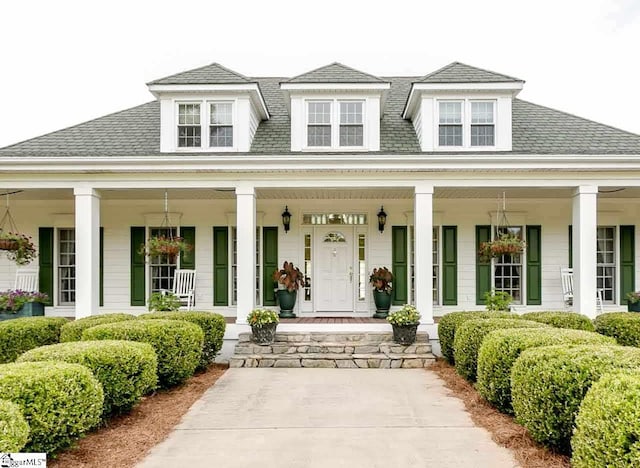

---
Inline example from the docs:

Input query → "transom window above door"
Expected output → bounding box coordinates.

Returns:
[306,100,366,149]
[302,213,367,225]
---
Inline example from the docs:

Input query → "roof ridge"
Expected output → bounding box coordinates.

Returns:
[417,61,524,83]
[207,62,252,82]
[283,62,386,83]
[147,62,251,85]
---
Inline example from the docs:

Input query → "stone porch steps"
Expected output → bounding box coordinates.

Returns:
[230,331,435,368]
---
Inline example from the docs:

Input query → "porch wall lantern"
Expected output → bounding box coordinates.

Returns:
[377,206,387,233]
[282,206,292,233]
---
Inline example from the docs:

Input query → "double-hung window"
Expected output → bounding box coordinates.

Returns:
[597,226,616,303]
[339,102,363,146]
[438,102,463,146]
[471,102,495,146]
[178,104,201,147]
[177,101,234,149]
[438,100,496,148]
[307,102,332,147]
[210,102,233,147]
[306,100,365,149]
[58,228,76,305]
[493,226,523,304]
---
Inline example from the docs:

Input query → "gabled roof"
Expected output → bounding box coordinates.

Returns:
[147,62,252,85]
[283,62,387,84]
[415,61,524,84]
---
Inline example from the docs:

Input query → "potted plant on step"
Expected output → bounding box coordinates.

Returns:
[247,308,279,344]
[387,304,421,345]
[626,291,640,312]
[0,290,48,321]
[0,231,37,266]
[370,267,393,318]
[479,233,526,262]
[272,261,305,318]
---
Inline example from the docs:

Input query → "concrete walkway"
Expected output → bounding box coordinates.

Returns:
[138,369,519,468]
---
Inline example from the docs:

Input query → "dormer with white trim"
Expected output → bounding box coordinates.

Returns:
[280,63,390,152]
[403,62,524,152]
[148,63,270,153]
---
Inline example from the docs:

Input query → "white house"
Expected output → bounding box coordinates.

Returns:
[1,61,640,335]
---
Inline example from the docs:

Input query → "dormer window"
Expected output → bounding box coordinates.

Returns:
[307,102,332,147]
[175,100,235,150]
[438,102,463,146]
[305,99,365,149]
[178,104,201,147]
[436,99,496,148]
[340,102,363,146]
[471,101,495,146]
[209,102,233,147]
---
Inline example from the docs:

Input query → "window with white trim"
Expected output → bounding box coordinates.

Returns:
[150,227,177,294]
[597,226,616,303]
[306,100,365,149]
[438,102,463,146]
[58,228,76,305]
[471,102,495,146]
[209,102,233,147]
[176,101,234,150]
[437,99,496,148]
[409,226,440,305]
[493,226,523,304]
[340,102,363,146]
[178,104,201,147]
[307,102,332,147]
[230,227,263,306]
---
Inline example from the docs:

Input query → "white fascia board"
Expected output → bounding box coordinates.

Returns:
[280,83,390,91]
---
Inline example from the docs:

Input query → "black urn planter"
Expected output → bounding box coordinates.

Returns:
[392,323,419,345]
[372,289,392,319]
[277,289,297,318]
[628,302,640,312]
[251,322,278,345]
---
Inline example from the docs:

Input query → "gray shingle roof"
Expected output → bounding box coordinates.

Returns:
[284,62,387,84]
[416,62,523,84]
[1,71,639,157]
[147,63,252,85]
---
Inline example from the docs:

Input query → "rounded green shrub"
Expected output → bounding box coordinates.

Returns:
[511,344,640,454]
[454,318,547,382]
[521,311,595,331]
[18,340,157,417]
[0,361,103,453]
[82,320,204,388]
[60,313,136,342]
[594,312,640,346]
[0,399,29,452]
[438,311,517,364]
[477,328,614,413]
[572,370,640,467]
[0,317,68,363]
[139,311,226,369]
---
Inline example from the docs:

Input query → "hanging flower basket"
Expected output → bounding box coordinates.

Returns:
[479,233,526,261]
[139,235,192,260]
[0,238,19,251]
[0,231,37,265]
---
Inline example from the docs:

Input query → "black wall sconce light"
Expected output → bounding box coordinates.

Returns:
[377,206,387,233]
[282,205,292,233]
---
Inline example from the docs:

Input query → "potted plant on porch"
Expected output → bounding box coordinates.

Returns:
[247,308,279,344]
[0,231,37,266]
[272,261,305,318]
[387,304,421,345]
[369,267,393,318]
[0,290,48,321]
[626,291,640,312]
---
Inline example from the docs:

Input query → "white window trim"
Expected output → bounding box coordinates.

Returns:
[174,99,237,152]
[436,99,497,150]
[55,227,76,306]
[303,99,367,151]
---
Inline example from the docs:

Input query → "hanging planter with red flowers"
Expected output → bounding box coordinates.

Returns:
[0,193,37,266]
[479,233,526,262]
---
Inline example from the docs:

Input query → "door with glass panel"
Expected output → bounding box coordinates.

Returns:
[314,227,354,312]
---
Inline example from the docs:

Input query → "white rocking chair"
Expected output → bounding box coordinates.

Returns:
[14,268,39,292]
[560,267,604,315]
[169,269,196,311]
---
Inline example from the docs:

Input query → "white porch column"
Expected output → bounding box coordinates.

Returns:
[235,184,256,324]
[74,187,101,319]
[414,184,434,325]
[572,185,598,318]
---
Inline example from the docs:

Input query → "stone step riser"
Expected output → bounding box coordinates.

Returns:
[230,357,435,369]
[237,332,430,344]
[234,344,433,355]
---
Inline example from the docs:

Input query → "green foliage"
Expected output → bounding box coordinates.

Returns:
[387,304,421,325]
[521,311,595,331]
[511,344,640,454]
[247,309,279,327]
[0,399,29,452]
[147,292,180,312]
[572,370,640,467]
[139,311,226,370]
[82,319,203,388]
[454,318,547,382]
[0,317,68,363]
[594,312,640,346]
[369,267,393,293]
[0,361,103,453]
[60,313,136,342]
[476,328,614,413]
[0,290,48,313]
[483,290,513,312]
[19,340,157,417]
[437,311,516,364]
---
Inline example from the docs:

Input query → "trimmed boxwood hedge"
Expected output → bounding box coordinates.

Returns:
[82,320,204,388]
[594,312,640,346]
[521,311,595,331]
[454,318,547,382]
[476,328,614,413]
[0,399,29,452]
[572,370,640,467]
[438,312,518,364]
[0,317,68,363]
[60,313,136,343]
[0,361,103,453]
[19,340,157,417]
[139,311,226,369]
[511,344,640,454]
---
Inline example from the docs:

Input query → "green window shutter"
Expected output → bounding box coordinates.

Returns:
[130,227,146,306]
[180,227,196,270]
[262,227,278,306]
[620,225,635,304]
[476,225,491,304]
[213,227,229,306]
[38,227,54,306]
[99,227,104,307]
[568,225,573,268]
[392,226,408,305]
[526,225,542,305]
[442,226,457,306]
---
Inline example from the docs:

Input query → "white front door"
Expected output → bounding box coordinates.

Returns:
[315,227,354,312]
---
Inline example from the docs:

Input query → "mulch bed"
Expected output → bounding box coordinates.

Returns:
[50,364,227,468]
[430,360,570,468]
